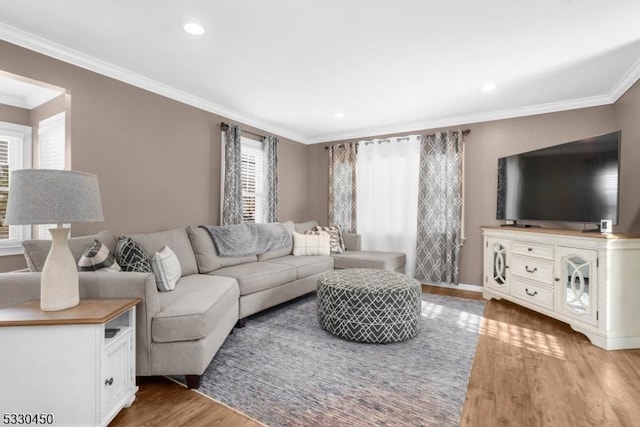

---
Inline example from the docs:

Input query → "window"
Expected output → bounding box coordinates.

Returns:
[36,112,66,239]
[241,137,264,223]
[0,122,32,254]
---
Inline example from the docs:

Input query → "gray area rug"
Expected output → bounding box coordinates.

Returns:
[178,292,485,426]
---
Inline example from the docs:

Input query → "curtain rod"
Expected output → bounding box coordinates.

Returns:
[323,129,471,149]
[220,122,265,140]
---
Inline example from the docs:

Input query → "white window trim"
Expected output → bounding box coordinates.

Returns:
[0,121,32,256]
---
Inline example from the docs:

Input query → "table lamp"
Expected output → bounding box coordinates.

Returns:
[4,170,104,311]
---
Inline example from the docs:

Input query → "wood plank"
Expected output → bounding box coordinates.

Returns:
[109,289,640,426]
[0,298,141,326]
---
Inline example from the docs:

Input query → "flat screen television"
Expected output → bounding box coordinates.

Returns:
[496,131,620,225]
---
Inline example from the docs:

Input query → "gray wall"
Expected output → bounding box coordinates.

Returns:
[0,103,30,126]
[307,98,640,286]
[0,40,310,272]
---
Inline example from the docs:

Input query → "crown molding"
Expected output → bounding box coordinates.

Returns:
[608,56,640,102]
[0,23,307,143]
[2,23,639,146]
[306,94,615,144]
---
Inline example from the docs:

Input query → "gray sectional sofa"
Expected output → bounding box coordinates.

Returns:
[0,220,405,389]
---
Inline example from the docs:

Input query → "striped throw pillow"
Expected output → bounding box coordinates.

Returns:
[311,225,345,254]
[151,246,182,292]
[78,239,121,272]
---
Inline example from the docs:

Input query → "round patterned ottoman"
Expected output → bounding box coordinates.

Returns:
[317,268,422,343]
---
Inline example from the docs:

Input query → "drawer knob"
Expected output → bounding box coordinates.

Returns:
[527,247,533,252]
[105,377,114,386]
[555,277,560,282]
[525,288,538,297]
[525,266,538,273]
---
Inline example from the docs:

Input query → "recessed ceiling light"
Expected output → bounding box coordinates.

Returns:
[334,112,345,119]
[183,22,205,36]
[481,84,497,92]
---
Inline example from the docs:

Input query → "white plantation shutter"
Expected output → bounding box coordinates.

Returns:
[37,112,66,239]
[0,123,32,253]
[38,112,66,170]
[0,139,9,240]
[241,137,264,223]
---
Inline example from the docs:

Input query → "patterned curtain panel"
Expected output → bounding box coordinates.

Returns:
[328,143,357,233]
[414,131,464,285]
[263,135,279,223]
[221,123,243,225]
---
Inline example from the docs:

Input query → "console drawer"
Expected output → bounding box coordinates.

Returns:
[511,278,554,311]
[511,255,554,285]
[512,241,553,260]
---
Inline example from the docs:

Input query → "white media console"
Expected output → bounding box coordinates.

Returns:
[482,226,640,350]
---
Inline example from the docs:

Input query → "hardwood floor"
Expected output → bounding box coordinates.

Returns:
[111,287,640,426]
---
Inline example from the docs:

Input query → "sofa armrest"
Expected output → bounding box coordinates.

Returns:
[0,272,159,376]
[343,233,361,251]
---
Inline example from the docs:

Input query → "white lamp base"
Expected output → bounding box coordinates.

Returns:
[41,227,79,311]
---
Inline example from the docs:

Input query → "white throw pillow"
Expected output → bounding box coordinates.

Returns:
[292,232,331,256]
[151,246,182,292]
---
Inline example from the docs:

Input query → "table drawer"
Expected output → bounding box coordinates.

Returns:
[511,278,554,311]
[512,241,553,260]
[511,255,554,285]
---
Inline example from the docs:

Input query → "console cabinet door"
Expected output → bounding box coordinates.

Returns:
[555,246,598,326]
[484,237,510,294]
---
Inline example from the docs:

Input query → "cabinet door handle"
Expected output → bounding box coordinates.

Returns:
[525,266,538,273]
[525,288,538,297]
[105,377,114,386]
[554,277,560,282]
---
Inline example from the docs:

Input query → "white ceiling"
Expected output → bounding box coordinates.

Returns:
[0,0,639,143]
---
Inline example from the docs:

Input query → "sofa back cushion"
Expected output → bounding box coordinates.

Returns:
[22,230,117,272]
[186,226,258,273]
[126,228,198,276]
[256,221,295,261]
[294,220,319,234]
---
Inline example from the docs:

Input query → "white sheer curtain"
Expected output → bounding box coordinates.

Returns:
[356,136,420,276]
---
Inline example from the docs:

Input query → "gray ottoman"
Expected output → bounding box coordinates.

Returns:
[317,268,421,343]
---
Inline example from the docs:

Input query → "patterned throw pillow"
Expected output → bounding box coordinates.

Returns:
[115,237,152,273]
[78,239,122,272]
[150,246,182,292]
[293,232,331,256]
[311,225,345,254]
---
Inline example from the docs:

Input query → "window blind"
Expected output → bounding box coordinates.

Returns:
[241,138,264,223]
[37,112,66,239]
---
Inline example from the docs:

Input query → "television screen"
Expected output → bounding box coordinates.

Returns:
[497,131,620,224]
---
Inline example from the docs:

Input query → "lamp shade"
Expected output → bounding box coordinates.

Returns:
[4,169,104,225]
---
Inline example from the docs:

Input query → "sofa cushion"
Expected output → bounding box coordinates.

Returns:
[265,255,333,279]
[294,220,319,234]
[22,230,117,272]
[257,221,295,261]
[126,228,198,276]
[152,274,239,343]
[212,262,297,296]
[332,251,406,271]
[187,226,258,273]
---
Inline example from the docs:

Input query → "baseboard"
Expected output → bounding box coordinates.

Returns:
[424,282,483,293]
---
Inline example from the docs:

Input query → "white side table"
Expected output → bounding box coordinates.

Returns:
[0,298,140,426]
